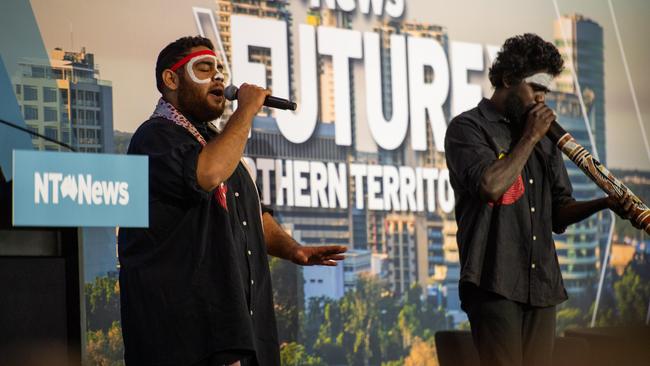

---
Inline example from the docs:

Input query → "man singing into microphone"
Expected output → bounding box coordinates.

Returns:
[445,33,637,366]
[118,36,347,366]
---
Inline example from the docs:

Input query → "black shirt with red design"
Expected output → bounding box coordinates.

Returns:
[445,98,574,307]
[118,117,279,366]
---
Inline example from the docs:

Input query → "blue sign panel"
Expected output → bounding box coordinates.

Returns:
[12,150,148,227]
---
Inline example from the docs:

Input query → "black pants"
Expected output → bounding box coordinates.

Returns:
[461,283,556,366]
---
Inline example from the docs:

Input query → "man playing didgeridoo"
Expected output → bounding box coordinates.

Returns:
[444,33,639,366]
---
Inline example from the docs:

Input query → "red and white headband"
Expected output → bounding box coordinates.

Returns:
[170,49,224,84]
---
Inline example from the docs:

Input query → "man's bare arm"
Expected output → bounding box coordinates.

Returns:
[262,212,347,266]
[480,103,555,201]
[196,84,270,192]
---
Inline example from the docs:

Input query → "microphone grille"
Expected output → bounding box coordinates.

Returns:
[224,85,238,101]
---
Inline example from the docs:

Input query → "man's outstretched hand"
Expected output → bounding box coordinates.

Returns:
[290,245,348,266]
[262,212,347,266]
[607,192,642,230]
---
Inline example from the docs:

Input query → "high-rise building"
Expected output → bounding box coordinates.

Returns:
[554,14,605,164]
[306,9,336,124]
[12,47,113,153]
[349,151,383,253]
[244,116,352,247]
[384,213,417,295]
[302,248,370,303]
[12,47,116,282]
[441,218,461,315]
[308,8,356,134]
[10,46,112,146]
[216,0,293,118]
[373,19,457,300]
[303,263,345,302]
[547,92,601,295]
[12,57,72,152]
[244,116,372,299]
[306,9,365,263]
[374,19,448,166]
[371,252,389,279]
[553,14,608,295]
[424,213,445,279]
[342,249,371,292]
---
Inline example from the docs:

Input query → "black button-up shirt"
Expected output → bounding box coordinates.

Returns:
[118,117,279,365]
[445,99,574,307]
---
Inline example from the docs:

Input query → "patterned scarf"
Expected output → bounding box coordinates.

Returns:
[151,98,228,210]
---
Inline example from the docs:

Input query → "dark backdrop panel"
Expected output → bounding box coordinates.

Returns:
[0,257,68,348]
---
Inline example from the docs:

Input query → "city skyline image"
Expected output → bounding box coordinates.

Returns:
[2,1,649,365]
[29,0,650,170]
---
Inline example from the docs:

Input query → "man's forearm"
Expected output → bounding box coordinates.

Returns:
[196,107,256,191]
[262,212,300,260]
[554,198,609,229]
[480,135,537,201]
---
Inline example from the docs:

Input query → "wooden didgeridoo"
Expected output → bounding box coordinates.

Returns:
[547,121,650,234]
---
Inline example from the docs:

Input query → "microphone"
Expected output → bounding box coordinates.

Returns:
[224,85,297,111]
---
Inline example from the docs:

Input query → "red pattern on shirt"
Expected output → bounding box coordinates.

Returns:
[488,175,525,206]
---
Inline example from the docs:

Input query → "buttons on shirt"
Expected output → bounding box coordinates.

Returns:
[533,235,537,241]
[531,263,536,269]
[529,179,534,184]
[247,250,252,256]
[242,221,247,226]
[250,310,254,316]
[531,207,536,213]
[251,280,255,285]
[235,192,240,197]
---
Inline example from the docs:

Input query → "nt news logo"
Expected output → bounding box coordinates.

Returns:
[33,172,130,206]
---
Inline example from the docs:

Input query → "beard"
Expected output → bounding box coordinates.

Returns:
[176,78,225,124]
[503,90,527,126]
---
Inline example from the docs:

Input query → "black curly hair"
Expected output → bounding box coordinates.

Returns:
[488,33,563,89]
[155,36,215,93]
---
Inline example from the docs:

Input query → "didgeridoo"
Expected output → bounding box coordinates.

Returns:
[547,122,650,234]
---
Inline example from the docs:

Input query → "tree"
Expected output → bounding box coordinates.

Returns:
[87,321,124,366]
[85,276,120,332]
[303,297,326,351]
[314,301,345,364]
[303,275,453,364]
[419,297,450,339]
[587,264,650,327]
[613,266,650,325]
[457,321,471,331]
[338,275,384,366]
[382,360,404,366]
[404,336,438,366]
[269,256,303,343]
[378,324,404,362]
[280,342,326,366]
[397,304,419,347]
[556,307,582,334]
[113,131,133,155]
[85,276,123,364]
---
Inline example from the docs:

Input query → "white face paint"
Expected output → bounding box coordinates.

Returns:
[523,72,553,90]
[185,55,226,132]
[185,54,226,84]
[170,51,227,132]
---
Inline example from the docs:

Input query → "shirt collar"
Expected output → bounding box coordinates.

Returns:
[478,98,508,123]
